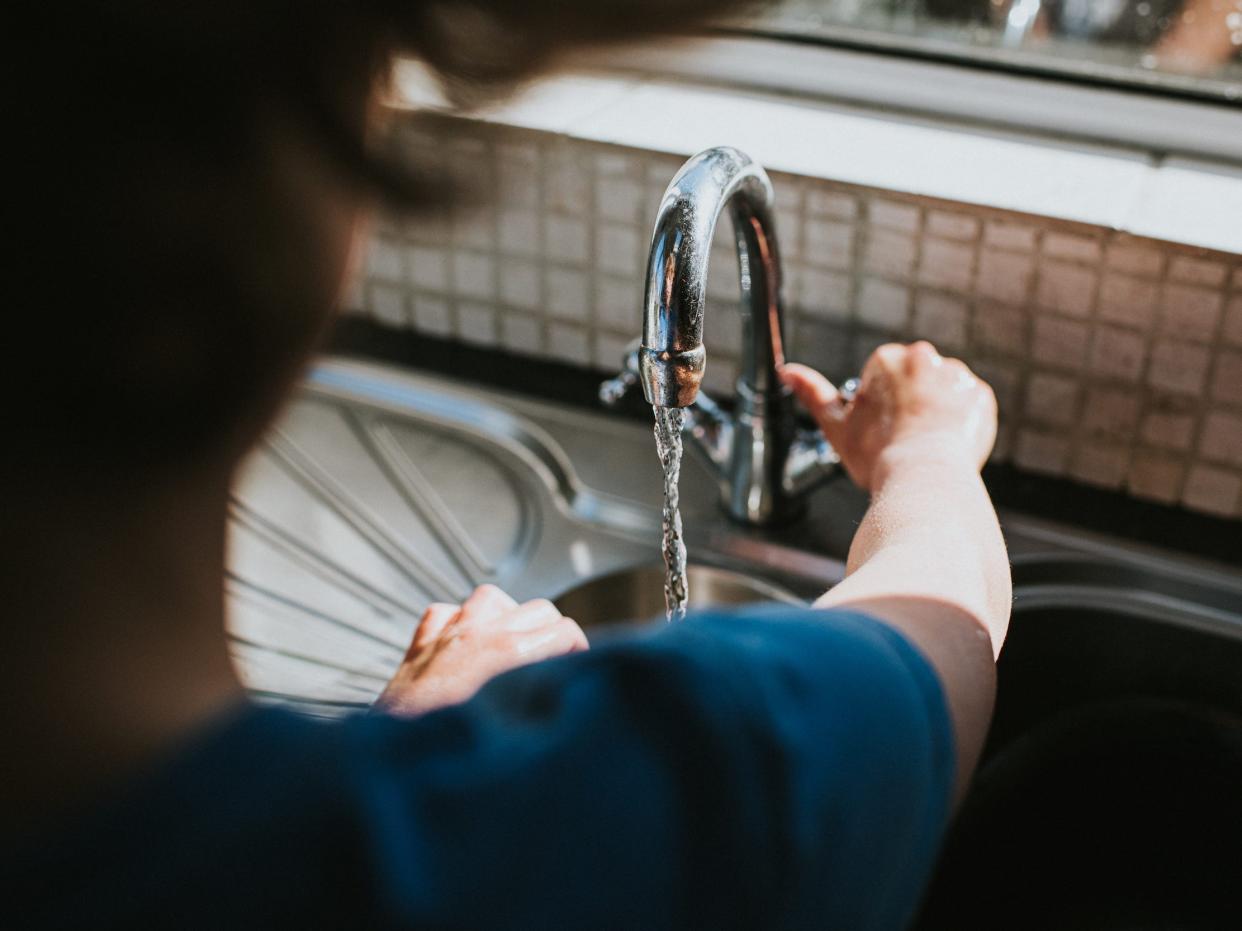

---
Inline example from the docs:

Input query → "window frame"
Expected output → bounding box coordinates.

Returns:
[588,33,1242,164]
[725,18,1242,107]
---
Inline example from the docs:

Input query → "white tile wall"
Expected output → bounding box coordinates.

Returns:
[354,117,1242,521]
[408,246,449,291]
[973,304,1027,356]
[1159,283,1223,342]
[1034,261,1096,318]
[976,250,1035,307]
[367,283,408,328]
[1098,273,1159,329]
[1224,296,1242,346]
[917,238,975,294]
[545,215,590,265]
[544,322,590,363]
[596,224,642,277]
[499,312,543,355]
[498,258,541,311]
[456,302,498,347]
[1015,429,1072,476]
[545,268,588,321]
[803,218,855,271]
[1024,372,1080,427]
[983,221,1037,253]
[1080,388,1140,441]
[869,199,920,233]
[1043,232,1102,264]
[411,295,452,336]
[806,188,859,220]
[1089,326,1147,383]
[1032,316,1090,371]
[593,329,632,369]
[1069,443,1129,490]
[1128,452,1186,503]
[798,268,852,320]
[1148,341,1211,396]
[367,237,404,281]
[1212,351,1242,405]
[856,278,910,333]
[1183,465,1242,516]
[912,292,969,352]
[497,210,540,257]
[1105,242,1165,278]
[595,275,641,332]
[1140,406,1197,451]
[1169,256,1229,288]
[863,228,917,281]
[926,211,979,242]
[451,252,495,301]
[1200,411,1242,467]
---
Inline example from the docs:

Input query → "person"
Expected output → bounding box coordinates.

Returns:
[4,3,1009,928]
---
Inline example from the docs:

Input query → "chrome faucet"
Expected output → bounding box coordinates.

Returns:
[600,147,844,526]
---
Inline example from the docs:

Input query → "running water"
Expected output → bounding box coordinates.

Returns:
[652,405,688,621]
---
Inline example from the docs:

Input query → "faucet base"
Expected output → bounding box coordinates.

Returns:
[717,382,802,526]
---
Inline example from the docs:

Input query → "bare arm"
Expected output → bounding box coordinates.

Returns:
[783,342,1011,800]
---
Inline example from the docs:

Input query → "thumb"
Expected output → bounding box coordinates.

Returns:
[780,363,846,434]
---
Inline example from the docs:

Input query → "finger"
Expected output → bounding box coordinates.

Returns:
[949,363,979,393]
[780,363,840,409]
[411,603,460,653]
[459,583,518,620]
[503,598,564,632]
[779,367,849,436]
[907,340,942,370]
[562,618,590,652]
[869,342,907,375]
[514,618,590,659]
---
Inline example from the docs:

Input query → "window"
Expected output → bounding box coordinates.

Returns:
[739,0,1241,101]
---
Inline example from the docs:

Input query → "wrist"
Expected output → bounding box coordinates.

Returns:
[872,435,981,490]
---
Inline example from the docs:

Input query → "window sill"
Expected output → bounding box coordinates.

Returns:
[394,42,1242,257]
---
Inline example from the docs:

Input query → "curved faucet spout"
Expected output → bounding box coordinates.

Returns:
[638,147,784,409]
[620,146,838,525]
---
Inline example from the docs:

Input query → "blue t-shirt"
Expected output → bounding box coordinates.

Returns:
[7,607,954,929]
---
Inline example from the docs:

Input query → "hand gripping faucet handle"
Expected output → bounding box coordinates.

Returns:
[598,342,643,408]
[780,374,859,498]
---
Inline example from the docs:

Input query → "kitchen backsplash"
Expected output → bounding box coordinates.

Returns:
[346,115,1242,521]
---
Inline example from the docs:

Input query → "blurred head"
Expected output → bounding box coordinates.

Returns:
[12,1,753,489]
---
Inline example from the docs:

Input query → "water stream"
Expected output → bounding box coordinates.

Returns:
[653,405,688,621]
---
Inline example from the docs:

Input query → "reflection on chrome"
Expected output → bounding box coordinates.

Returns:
[600,147,844,526]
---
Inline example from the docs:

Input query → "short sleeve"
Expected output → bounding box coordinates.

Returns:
[344,605,955,930]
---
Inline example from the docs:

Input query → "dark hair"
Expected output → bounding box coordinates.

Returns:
[12,1,755,482]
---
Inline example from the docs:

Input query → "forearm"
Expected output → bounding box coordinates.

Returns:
[814,441,1011,799]
[816,441,1010,653]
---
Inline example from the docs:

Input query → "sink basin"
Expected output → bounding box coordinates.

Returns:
[227,359,837,715]
[917,590,1242,929]
[230,357,1242,746]
[554,564,800,628]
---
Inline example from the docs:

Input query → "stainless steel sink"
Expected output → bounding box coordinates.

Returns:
[229,357,1242,725]
[554,564,800,629]
[916,553,1242,929]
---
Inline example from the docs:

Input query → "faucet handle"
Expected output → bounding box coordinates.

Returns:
[779,373,858,498]
[598,342,643,408]
[782,428,842,498]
